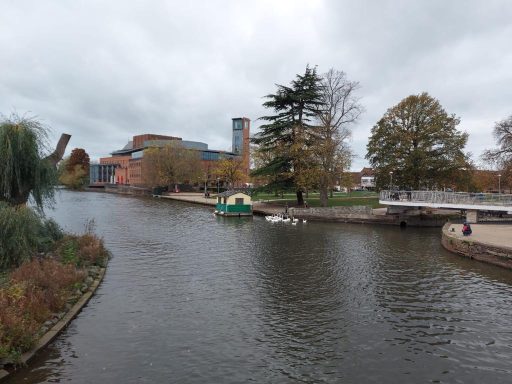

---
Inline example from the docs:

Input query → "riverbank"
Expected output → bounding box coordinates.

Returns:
[0,234,109,382]
[441,223,512,269]
[159,193,455,227]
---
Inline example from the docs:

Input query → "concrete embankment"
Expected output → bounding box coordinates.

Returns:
[441,223,512,269]
[159,193,452,227]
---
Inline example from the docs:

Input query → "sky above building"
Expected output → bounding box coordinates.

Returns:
[1,0,511,170]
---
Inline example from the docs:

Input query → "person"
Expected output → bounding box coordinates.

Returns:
[462,222,472,236]
[304,201,308,208]
[285,203,288,214]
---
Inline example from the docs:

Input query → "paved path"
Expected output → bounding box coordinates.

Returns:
[445,223,512,250]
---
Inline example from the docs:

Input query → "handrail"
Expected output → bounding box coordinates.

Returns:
[379,190,512,207]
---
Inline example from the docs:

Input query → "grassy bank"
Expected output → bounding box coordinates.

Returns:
[0,233,109,366]
[251,191,382,208]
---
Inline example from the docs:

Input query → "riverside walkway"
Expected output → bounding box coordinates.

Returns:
[442,223,512,269]
[444,223,512,250]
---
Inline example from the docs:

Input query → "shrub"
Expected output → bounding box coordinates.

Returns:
[0,259,85,362]
[77,234,109,267]
[0,203,41,269]
[55,234,109,268]
[36,217,64,253]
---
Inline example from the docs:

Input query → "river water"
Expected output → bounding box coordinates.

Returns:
[6,191,512,383]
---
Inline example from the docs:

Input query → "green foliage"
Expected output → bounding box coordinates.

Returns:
[0,114,57,208]
[36,217,64,253]
[0,202,41,269]
[59,161,88,190]
[366,92,469,190]
[60,238,79,266]
[252,66,324,205]
[0,202,64,270]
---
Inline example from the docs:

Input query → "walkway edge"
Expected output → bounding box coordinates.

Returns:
[441,223,512,269]
[0,266,107,382]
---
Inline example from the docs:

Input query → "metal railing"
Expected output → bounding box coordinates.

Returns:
[379,190,512,207]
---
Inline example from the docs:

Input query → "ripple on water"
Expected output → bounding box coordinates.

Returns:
[7,191,512,384]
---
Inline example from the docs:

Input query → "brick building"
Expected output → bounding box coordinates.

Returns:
[90,119,250,188]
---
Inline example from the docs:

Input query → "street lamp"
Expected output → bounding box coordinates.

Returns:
[217,177,220,195]
[204,174,208,197]
[389,171,393,190]
[498,174,502,194]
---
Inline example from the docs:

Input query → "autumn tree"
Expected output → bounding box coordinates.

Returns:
[59,148,90,189]
[313,69,362,206]
[67,148,90,173]
[214,157,246,188]
[251,66,324,206]
[366,92,470,190]
[142,142,202,190]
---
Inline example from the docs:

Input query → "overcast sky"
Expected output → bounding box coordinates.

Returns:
[1,0,511,170]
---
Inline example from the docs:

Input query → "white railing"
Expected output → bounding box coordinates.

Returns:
[379,190,512,207]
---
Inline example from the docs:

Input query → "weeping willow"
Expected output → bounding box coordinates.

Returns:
[0,114,56,209]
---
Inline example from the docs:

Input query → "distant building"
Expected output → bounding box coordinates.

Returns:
[340,167,376,191]
[232,117,250,177]
[90,118,250,188]
[359,167,376,190]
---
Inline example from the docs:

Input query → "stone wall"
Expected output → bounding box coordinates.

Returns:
[287,206,449,227]
[441,223,512,269]
[289,206,395,224]
[104,184,151,196]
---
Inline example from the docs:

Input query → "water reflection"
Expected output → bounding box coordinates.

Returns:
[6,191,512,383]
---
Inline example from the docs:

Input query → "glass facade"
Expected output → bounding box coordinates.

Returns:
[201,151,220,161]
[232,118,243,154]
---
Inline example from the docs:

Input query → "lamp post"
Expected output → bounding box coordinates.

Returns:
[204,174,208,197]
[389,171,393,190]
[217,177,220,195]
[498,173,502,195]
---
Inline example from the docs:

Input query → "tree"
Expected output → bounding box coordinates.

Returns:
[251,66,324,205]
[214,157,246,188]
[59,161,89,190]
[313,69,362,206]
[142,142,202,189]
[0,115,59,208]
[59,148,90,189]
[67,148,90,173]
[482,115,512,189]
[366,92,469,190]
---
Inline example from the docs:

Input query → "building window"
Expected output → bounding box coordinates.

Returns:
[235,198,244,205]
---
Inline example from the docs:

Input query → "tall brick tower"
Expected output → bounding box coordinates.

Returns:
[232,117,250,179]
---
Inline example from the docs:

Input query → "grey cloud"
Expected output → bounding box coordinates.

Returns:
[1,0,510,169]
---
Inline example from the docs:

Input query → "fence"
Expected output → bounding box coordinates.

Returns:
[379,190,512,207]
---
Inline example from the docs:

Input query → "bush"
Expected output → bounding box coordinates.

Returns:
[0,259,85,362]
[55,234,109,268]
[36,217,64,253]
[0,203,41,269]
[0,203,65,270]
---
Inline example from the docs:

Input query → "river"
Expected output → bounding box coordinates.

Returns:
[6,191,512,383]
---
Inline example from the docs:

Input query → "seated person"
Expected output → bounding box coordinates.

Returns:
[462,222,472,236]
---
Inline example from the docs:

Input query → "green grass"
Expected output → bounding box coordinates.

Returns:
[251,191,382,208]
